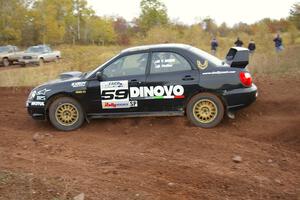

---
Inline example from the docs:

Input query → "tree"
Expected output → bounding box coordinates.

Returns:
[290,2,300,29]
[201,17,218,35]
[218,22,230,37]
[31,0,74,44]
[138,0,169,33]
[0,0,27,44]
[113,17,130,45]
[87,16,117,45]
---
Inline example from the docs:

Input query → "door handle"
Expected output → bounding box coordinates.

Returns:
[182,75,194,81]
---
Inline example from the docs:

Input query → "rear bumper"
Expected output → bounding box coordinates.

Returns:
[222,84,258,111]
[26,101,46,120]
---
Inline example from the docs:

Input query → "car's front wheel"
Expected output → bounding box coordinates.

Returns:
[49,97,85,131]
[187,93,224,128]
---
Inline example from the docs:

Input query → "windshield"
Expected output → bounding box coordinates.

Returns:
[0,46,9,53]
[26,46,45,53]
[189,46,228,66]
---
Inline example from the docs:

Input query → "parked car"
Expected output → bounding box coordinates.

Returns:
[0,45,23,67]
[26,44,257,131]
[19,45,61,66]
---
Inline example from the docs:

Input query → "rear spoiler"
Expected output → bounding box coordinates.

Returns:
[225,47,249,68]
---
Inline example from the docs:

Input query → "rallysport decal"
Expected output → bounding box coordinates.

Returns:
[100,81,185,109]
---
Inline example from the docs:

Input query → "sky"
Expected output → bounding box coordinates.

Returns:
[87,0,298,26]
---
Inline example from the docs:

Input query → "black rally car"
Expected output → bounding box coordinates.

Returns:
[26,44,257,131]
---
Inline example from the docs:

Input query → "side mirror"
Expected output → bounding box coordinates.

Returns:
[96,71,104,81]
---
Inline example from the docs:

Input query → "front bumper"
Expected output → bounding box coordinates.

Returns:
[26,101,46,120]
[19,58,39,65]
[222,84,258,111]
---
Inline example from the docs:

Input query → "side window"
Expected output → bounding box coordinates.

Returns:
[103,53,148,78]
[150,52,191,74]
[44,47,51,52]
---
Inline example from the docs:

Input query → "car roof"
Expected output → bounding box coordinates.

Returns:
[121,43,193,53]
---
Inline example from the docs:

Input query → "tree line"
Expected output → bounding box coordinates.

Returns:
[0,0,299,46]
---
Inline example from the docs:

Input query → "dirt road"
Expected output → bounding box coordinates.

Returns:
[0,76,299,200]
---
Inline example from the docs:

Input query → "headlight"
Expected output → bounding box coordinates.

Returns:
[28,90,36,100]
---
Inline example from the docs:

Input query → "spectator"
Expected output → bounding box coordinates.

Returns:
[210,37,218,55]
[234,37,244,47]
[273,34,283,52]
[248,39,256,54]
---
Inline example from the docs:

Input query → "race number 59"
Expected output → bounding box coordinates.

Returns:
[101,89,128,100]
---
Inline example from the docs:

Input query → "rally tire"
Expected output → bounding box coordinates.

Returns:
[187,93,224,128]
[49,97,84,131]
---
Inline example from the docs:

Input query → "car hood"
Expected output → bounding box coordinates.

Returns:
[0,52,9,57]
[40,71,84,87]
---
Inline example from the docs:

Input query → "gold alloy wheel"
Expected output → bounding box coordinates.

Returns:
[55,103,79,126]
[193,99,218,124]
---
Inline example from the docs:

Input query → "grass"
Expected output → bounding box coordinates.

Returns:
[0,45,121,87]
[0,44,299,87]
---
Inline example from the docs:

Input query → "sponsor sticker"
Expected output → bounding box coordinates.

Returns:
[130,85,184,99]
[101,80,131,109]
[101,80,127,89]
[100,80,185,109]
[31,101,45,106]
[75,90,86,94]
[154,59,176,68]
[71,82,86,88]
[37,89,51,95]
[102,101,138,109]
[36,96,45,101]
[197,60,208,70]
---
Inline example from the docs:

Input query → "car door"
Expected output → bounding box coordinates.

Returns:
[43,47,53,61]
[143,51,200,112]
[9,46,17,60]
[85,52,149,114]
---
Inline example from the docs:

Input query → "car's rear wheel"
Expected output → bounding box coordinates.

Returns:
[187,93,224,128]
[49,97,84,131]
[3,58,10,67]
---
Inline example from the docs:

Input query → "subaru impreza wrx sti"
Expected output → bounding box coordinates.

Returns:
[26,44,257,131]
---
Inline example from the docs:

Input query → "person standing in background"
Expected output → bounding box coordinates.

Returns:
[248,39,256,54]
[234,37,244,47]
[273,34,284,52]
[210,37,218,56]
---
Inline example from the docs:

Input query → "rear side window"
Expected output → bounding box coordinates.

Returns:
[150,52,191,74]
